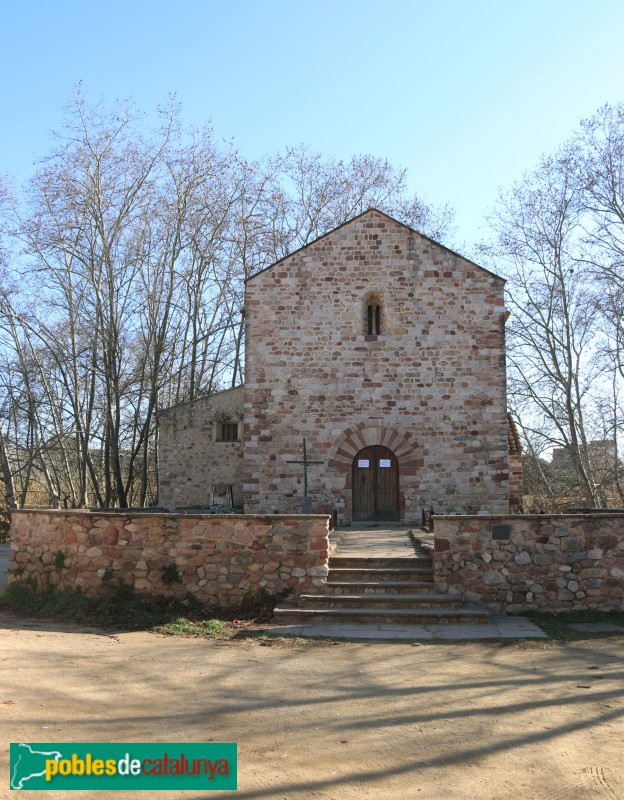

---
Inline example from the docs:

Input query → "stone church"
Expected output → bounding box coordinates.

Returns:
[158,209,522,523]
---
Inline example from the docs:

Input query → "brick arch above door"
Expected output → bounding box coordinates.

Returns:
[329,424,422,477]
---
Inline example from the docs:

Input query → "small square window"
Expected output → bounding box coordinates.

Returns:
[217,422,239,442]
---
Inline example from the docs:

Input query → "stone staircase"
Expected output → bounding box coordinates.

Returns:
[273,544,490,626]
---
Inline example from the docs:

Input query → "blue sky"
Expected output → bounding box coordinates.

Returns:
[1,0,623,247]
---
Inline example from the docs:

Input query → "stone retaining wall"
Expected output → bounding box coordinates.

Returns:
[9,511,330,607]
[434,514,624,612]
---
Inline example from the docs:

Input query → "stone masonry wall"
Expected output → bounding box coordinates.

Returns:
[244,209,510,522]
[158,386,244,508]
[9,510,330,606]
[508,450,523,512]
[434,514,624,612]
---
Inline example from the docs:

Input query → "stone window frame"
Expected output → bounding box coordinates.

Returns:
[216,421,239,442]
[362,291,385,339]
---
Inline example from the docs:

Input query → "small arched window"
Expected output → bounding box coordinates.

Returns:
[363,291,384,337]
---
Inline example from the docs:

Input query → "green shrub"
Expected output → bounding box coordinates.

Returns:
[101,567,114,584]
[239,587,290,614]
[161,563,182,585]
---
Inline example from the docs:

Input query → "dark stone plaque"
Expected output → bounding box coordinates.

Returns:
[492,523,512,540]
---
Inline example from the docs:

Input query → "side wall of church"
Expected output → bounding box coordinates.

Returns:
[158,386,244,508]
[508,450,524,513]
[243,211,510,522]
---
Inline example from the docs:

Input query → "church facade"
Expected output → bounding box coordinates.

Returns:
[158,210,520,523]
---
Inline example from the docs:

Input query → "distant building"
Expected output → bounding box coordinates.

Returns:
[552,440,617,471]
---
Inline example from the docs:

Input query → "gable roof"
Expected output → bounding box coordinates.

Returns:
[246,208,504,283]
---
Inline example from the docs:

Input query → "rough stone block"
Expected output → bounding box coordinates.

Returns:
[483,569,505,586]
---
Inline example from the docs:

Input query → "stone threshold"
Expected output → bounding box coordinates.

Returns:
[266,615,548,641]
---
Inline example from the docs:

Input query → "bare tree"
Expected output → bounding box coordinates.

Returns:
[0,91,455,509]
[487,148,607,507]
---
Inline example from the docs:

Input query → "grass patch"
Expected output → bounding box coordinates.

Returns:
[526,609,624,641]
[0,582,269,639]
[154,617,228,637]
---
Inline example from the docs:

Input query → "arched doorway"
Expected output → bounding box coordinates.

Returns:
[352,446,400,522]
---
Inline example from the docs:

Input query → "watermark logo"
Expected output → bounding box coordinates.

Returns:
[10,743,237,790]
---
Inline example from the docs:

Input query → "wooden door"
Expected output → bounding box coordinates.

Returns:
[352,446,399,521]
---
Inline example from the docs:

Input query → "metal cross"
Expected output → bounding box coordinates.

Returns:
[287,437,324,512]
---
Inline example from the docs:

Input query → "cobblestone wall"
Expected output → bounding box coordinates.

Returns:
[158,386,244,508]
[9,510,330,607]
[244,209,510,522]
[434,514,624,612]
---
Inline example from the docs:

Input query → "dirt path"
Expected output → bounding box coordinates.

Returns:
[1,611,623,799]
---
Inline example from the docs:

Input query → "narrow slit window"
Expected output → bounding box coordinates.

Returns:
[363,291,384,337]
[367,304,381,335]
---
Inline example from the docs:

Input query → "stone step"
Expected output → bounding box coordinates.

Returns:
[329,567,434,582]
[326,580,436,595]
[273,605,491,626]
[329,556,431,569]
[299,593,464,609]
